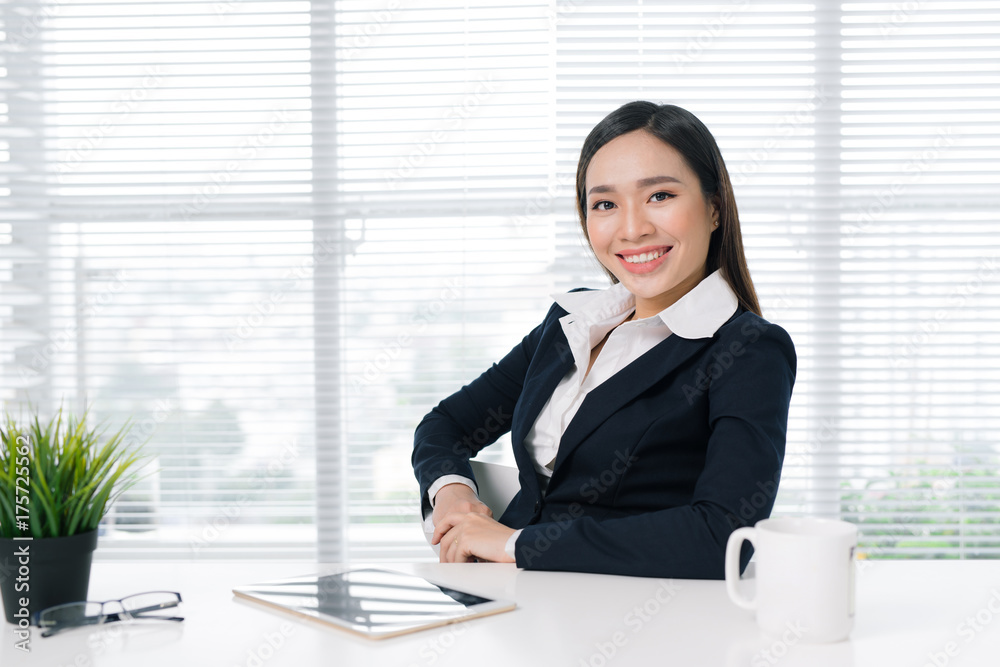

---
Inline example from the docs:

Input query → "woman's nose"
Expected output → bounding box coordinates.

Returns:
[619,204,655,240]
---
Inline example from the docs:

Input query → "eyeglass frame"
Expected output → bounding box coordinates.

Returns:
[33,591,184,638]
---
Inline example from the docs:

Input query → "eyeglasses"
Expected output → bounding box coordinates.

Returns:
[34,591,184,638]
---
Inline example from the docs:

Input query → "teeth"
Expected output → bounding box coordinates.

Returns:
[624,249,667,264]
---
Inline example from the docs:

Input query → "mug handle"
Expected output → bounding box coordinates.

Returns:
[725,526,757,611]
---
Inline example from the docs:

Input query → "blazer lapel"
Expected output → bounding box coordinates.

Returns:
[551,333,713,472]
[511,337,575,450]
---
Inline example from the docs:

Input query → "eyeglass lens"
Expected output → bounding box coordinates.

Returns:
[121,592,181,618]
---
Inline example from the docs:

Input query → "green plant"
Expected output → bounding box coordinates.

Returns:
[0,407,145,539]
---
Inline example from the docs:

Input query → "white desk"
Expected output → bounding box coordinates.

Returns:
[3,560,999,666]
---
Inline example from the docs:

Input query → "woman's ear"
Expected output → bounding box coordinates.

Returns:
[710,196,721,230]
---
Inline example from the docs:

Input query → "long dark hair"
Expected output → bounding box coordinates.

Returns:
[575,101,761,317]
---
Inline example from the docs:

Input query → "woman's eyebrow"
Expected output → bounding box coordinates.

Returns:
[636,175,682,188]
[587,175,683,196]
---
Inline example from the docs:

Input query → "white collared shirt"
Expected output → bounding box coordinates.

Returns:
[424,270,739,558]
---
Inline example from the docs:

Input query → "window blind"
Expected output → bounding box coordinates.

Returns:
[830,1,1000,558]
[1,1,998,562]
[1,0,323,559]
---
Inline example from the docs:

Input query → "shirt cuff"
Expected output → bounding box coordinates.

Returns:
[427,475,478,510]
[504,529,523,561]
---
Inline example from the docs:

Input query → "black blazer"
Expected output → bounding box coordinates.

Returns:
[412,298,796,579]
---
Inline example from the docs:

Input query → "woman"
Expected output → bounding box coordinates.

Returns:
[411,101,796,579]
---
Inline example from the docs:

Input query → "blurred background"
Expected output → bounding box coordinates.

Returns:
[1,0,998,563]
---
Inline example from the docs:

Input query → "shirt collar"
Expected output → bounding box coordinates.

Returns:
[552,269,739,340]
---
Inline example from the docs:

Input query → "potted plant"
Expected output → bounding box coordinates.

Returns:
[0,407,145,626]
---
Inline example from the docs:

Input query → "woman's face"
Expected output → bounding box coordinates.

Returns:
[584,130,718,318]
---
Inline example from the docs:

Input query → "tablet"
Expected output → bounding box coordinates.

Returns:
[233,567,516,640]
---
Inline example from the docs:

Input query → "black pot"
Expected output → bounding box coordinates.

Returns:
[0,530,99,625]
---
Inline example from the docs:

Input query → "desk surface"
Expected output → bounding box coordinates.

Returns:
[4,560,999,667]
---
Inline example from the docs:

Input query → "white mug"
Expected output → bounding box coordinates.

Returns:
[725,516,858,643]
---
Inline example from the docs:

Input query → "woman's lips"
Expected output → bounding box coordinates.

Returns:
[616,246,672,274]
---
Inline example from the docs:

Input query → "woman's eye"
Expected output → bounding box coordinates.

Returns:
[650,192,673,202]
[591,200,615,211]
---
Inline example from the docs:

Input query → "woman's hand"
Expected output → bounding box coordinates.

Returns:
[432,511,516,564]
[431,483,492,526]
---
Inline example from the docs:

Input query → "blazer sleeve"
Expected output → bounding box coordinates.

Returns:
[411,303,560,518]
[513,320,796,579]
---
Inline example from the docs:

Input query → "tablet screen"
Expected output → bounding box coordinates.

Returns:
[234,568,510,638]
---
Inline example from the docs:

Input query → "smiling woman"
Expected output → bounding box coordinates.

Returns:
[412,101,797,579]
